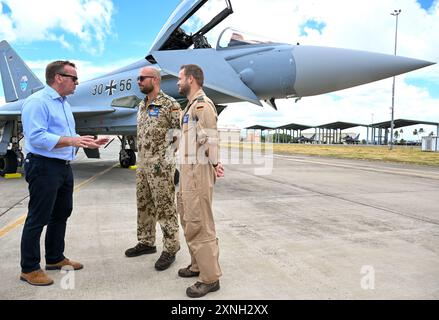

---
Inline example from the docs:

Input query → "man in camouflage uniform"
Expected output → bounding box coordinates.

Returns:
[176,64,225,298]
[125,67,181,271]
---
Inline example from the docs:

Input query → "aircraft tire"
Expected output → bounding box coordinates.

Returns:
[0,150,18,176]
[127,149,136,166]
[119,149,136,168]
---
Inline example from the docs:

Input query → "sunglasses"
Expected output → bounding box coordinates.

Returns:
[137,75,155,82]
[58,73,78,82]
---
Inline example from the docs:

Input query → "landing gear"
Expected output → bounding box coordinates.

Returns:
[118,135,137,168]
[0,120,23,176]
[119,149,136,168]
[0,150,19,176]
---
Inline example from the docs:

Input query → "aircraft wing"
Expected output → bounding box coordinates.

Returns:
[151,48,263,106]
[0,109,21,120]
[70,106,115,117]
[0,105,115,120]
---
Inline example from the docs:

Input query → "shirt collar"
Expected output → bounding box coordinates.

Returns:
[44,85,66,102]
[188,88,205,105]
[146,90,165,107]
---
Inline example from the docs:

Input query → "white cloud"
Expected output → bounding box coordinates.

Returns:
[0,0,113,55]
[1,0,437,142]
[195,0,439,137]
[23,57,140,84]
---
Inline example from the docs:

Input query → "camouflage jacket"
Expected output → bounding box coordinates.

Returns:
[137,90,181,164]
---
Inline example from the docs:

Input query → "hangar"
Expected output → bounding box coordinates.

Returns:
[245,119,439,145]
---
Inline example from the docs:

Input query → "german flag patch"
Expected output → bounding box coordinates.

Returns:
[196,106,204,110]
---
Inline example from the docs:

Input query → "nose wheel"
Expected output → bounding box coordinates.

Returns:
[0,150,19,176]
[119,149,136,168]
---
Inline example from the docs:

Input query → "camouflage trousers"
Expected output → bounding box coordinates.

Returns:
[136,162,180,254]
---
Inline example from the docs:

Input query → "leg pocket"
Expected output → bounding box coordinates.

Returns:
[181,190,202,222]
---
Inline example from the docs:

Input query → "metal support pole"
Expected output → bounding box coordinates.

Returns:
[390,9,401,150]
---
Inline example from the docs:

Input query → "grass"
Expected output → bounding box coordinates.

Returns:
[221,143,439,167]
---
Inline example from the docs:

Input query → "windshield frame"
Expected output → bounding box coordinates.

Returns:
[216,27,283,49]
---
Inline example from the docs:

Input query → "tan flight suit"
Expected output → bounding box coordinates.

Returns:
[178,88,222,284]
[137,90,181,254]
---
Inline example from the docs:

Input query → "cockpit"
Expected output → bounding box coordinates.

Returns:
[148,0,280,53]
[216,28,277,49]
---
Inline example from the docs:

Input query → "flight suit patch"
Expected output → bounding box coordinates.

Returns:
[149,107,159,118]
[183,114,189,124]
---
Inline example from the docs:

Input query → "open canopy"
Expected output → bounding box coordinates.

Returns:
[149,0,233,52]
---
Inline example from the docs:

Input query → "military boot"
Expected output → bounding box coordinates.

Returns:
[125,243,157,257]
[178,265,200,278]
[154,251,176,271]
[186,281,220,298]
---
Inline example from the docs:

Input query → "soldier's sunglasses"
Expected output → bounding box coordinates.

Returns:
[137,75,155,82]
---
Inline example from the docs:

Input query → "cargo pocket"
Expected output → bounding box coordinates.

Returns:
[181,190,202,222]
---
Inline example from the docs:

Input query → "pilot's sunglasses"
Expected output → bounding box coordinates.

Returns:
[58,73,78,82]
[137,75,155,82]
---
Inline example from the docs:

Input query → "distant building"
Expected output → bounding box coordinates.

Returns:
[218,125,241,143]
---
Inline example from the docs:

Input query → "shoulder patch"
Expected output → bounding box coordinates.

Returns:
[171,103,181,111]
[196,96,205,102]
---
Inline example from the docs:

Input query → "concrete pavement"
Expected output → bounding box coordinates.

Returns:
[1,144,438,299]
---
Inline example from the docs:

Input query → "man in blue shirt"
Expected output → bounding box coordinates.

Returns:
[20,60,108,286]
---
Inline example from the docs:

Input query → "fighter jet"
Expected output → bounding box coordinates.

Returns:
[297,134,317,144]
[0,0,435,175]
[342,133,361,145]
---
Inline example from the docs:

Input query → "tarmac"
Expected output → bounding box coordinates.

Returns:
[1,142,439,300]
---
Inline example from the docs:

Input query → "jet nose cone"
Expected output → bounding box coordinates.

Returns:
[292,46,435,97]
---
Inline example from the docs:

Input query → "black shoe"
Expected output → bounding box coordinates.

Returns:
[155,251,176,271]
[125,243,157,257]
[186,281,220,298]
[178,265,200,278]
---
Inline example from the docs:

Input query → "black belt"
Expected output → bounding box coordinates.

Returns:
[27,153,71,165]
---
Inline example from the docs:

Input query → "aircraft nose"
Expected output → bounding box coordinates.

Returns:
[291,45,435,97]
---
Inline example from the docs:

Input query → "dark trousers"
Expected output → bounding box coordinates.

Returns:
[20,155,74,273]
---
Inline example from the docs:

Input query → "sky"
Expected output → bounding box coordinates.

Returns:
[1,0,438,140]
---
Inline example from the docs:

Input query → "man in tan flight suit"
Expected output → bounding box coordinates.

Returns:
[125,67,181,271]
[176,64,225,298]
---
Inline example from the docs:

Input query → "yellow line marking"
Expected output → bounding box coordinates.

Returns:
[0,216,26,238]
[74,163,118,191]
[0,163,118,238]
[4,173,22,179]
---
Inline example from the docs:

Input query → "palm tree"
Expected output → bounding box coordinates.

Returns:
[393,130,399,143]
[413,128,418,141]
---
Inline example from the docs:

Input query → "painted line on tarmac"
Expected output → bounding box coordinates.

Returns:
[0,163,118,238]
[274,154,439,180]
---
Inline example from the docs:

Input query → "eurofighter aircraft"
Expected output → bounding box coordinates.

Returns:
[0,0,435,175]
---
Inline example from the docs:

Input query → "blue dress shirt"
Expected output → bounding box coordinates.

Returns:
[22,86,77,161]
